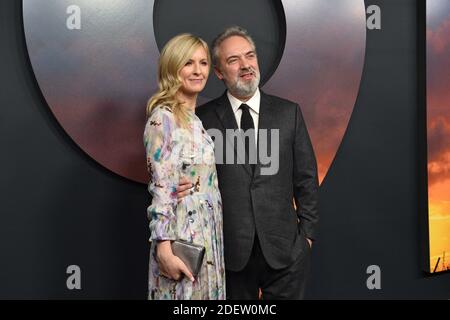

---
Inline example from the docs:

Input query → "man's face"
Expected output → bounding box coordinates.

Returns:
[214,36,260,100]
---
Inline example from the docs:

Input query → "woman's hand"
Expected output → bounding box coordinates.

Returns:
[176,176,194,203]
[156,241,195,282]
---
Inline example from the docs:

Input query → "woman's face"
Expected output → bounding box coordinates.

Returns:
[178,46,209,96]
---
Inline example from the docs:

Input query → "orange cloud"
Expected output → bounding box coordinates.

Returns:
[427,117,450,186]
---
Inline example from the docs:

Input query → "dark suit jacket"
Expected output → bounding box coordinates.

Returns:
[196,90,319,272]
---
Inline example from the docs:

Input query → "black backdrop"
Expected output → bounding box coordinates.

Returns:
[0,0,449,299]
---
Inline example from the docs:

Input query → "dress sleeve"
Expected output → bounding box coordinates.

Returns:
[144,108,180,241]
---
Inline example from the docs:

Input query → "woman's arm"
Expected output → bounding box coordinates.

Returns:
[144,108,194,281]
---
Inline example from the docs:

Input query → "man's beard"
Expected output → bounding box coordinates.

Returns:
[227,69,260,98]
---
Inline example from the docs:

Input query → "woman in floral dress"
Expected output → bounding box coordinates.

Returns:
[144,34,225,300]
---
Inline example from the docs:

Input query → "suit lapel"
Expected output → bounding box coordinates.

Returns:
[214,92,252,176]
[215,92,238,130]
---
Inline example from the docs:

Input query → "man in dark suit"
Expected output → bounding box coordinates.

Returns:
[178,26,319,299]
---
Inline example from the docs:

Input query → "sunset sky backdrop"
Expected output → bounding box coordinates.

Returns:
[427,0,450,272]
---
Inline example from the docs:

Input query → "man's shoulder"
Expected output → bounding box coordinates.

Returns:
[196,97,222,117]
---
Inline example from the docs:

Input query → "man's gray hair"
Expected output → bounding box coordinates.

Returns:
[211,26,257,66]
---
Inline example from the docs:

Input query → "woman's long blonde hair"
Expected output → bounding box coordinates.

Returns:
[146,34,210,127]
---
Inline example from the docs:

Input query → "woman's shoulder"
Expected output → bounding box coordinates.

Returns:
[149,105,175,119]
[144,105,183,146]
[146,105,177,127]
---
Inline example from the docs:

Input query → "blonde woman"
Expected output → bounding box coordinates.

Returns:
[144,34,225,300]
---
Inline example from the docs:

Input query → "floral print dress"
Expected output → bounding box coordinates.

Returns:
[144,105,225,300]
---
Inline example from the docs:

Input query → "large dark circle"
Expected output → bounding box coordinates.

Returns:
[153,0,286,99]
[22,0,366,184]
